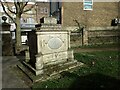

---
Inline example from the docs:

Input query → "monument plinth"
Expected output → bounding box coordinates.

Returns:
[18,17,83,82]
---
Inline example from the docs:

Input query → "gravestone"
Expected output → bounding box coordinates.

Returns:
[18,17,83,82]
[1,16,13,56]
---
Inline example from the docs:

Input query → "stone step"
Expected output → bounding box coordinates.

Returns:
[17,60,84,83]
[43,60,81,75]
[17,62,61,83]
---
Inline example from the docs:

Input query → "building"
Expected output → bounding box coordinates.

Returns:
[49,1,119,27]
[1,1,120,45]
[36,2,50,23]
[52,1,120,46]
[61,2,120,28]
[1,1,119,28]
[0,2,37,45]
[0,2,36,24]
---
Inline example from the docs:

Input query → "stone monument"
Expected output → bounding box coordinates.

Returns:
[1,16,13,56]
[18,17,83,82]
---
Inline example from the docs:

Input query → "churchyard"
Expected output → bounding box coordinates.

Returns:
[1,16,120,89]
[32,50,120,89]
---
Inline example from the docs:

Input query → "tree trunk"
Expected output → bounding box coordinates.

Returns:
[15,14,22,53]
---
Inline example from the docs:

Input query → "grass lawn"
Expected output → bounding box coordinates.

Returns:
[32,51,120,89]
[72,43,119,49]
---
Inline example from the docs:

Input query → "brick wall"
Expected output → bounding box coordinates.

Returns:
[62,2,119,27]
[36,2,50,23]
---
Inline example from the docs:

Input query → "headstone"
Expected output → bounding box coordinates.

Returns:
[18,17,83,82]
[1,16,13,56]
[40,17,57,24]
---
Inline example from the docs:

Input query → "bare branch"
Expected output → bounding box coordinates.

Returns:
[14,1,19,14]
[17,2,21,9]
[20,2,28,13]
[0,2,16,24]
[5,2,16,14]
[23,3,35,13]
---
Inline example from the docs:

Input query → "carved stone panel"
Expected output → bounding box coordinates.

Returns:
[48,37,63,49]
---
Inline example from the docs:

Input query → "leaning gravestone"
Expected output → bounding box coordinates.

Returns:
[18,17,83,82]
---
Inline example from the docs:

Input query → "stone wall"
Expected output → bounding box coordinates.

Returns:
[68,26,119,47]
[87,26,120,45]
[70,33,82,47]
[62,2,119,27]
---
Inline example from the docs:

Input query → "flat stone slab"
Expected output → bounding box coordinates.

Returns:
[17,60,84,83]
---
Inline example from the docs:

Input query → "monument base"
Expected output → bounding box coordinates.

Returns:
[17,60,84,83]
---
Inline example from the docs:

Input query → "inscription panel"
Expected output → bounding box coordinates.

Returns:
[43,51,68,64]
[48,38,63,49]
[37,32,68,54]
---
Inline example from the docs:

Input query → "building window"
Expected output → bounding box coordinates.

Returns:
[40,7,48,14]
[20,18,27,23]
[40,8,44,13]
[44,7,48,14]
[27,17,35,23]
[83,0,93,10]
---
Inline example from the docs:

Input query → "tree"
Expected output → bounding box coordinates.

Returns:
[1,0,35,53]
[73,19,85,46]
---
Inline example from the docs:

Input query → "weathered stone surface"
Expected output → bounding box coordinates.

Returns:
[48,37,63,49]
[28,30,72,72]
[40,17,57,24]
[19,17,83,82]
[1,21,13,56]
[17,60,84,83]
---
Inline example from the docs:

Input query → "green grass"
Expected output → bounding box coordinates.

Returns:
[71,43,119,49]
[32,51,120,89]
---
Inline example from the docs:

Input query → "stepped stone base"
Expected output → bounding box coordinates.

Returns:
[17,60,84,83]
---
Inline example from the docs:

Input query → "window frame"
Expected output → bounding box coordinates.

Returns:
[83,0,93,10]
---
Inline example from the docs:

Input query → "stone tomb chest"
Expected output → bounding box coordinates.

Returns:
[23,17,83,78]
[28,30,76,75]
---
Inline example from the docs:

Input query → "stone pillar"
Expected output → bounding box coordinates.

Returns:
[83,28,88,45]
[1,16,13,56]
